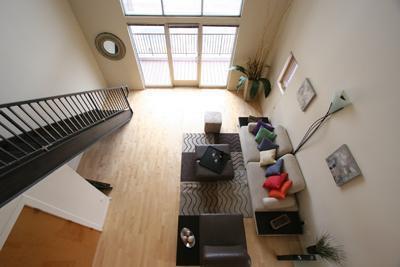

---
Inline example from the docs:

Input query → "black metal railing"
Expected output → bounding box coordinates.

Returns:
[0,86,131,177]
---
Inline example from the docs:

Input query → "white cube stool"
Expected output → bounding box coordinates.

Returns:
[204,111,222,133]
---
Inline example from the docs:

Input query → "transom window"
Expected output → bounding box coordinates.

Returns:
[121,0,243,16]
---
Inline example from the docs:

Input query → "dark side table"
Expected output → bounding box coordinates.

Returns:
[255,211,303,235]
[176,215,200,266]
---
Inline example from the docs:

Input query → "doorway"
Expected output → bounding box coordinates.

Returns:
[129,24,237,88]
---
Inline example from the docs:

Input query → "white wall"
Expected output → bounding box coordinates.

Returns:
[0,166,110,250]
[68,0,291,90]
[0,196,24,249]
[261,0,400,266]
[24,165,110,232]
[68,153,83,170]
[0,0,108,248]
[0,0,106,104]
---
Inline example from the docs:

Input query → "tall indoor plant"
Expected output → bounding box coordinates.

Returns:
[230,45,271,101]
[307,233,346,266]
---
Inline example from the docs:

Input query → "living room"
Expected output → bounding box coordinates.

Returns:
[0,0,399,266]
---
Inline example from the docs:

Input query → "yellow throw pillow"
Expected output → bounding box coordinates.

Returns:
[259,149,277,166]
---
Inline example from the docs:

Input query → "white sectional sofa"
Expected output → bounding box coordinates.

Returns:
[239,123,306,212]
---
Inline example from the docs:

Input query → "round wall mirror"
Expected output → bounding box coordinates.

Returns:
[95,32,126,60]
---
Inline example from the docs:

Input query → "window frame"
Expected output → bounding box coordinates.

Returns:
[277,52,298,94]
[120,0,244,17]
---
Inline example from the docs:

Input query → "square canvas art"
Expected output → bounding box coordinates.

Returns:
[326,144,362,186]
[297,78,316,111]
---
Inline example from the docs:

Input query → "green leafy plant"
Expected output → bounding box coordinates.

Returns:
[307,233,346,266]
[230,44,271,99]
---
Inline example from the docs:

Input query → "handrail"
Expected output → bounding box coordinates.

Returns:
[0,86,132,176]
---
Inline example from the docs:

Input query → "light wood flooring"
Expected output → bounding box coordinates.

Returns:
[0,89,302,266]
[0,206,100,266]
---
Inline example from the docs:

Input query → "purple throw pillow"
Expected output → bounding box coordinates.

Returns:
[251,120,274,135]
[257,138,279,151]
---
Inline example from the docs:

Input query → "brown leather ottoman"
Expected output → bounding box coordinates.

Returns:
[194,144,234,181]
[199,214,251,267]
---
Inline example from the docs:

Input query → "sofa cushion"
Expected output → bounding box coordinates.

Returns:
[263,172,288,190]
[262,196,297,211]
[274,126,293,158]
[247,122,257,134]
[259,149,276,166]
[268,180,293,199]
[281,179,293,195]
[265,158,283,176]
[268,190,285,200]
[247,163,298,212]
[239,126,260,164]
[255,127,276,143]
[281,154,306,194]
[246,162,268,212]
[257,138,279,151]
[252,120,274,135]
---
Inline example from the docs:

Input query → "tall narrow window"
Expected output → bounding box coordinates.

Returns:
[169,26,198,83]
[129,26,171,86]
[277,53,298,93]
[200,26,237,87]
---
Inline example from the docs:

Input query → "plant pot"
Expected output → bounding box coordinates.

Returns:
[243,79,260,101]
[306,245,318,255]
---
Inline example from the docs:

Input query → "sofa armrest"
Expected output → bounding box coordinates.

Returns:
[281,154,306,194]
[262,196,297,210]
[274,126,293,158]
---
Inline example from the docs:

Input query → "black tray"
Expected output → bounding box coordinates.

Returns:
[199,146,230,174]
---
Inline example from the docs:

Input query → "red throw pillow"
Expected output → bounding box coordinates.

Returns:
[281,179,293,195]
[263,172,288,190]
[268,189,285,199]
[268,180,293,200]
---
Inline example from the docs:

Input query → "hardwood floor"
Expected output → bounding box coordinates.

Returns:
[0,89,301,266]
[0,207,100,267]
[78,89,301,266]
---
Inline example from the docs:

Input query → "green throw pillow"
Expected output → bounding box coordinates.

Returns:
[255,127,277,143]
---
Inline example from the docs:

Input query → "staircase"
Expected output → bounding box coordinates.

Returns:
[0,86,133,208]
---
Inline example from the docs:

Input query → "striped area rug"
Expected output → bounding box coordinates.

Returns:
[180,133,253,218]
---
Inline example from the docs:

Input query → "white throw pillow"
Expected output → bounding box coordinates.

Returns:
[248,122,257,134]
[259,149,276,166]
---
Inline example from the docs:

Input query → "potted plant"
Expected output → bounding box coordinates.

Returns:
[307,233,346,266]
[230,45,271,101]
